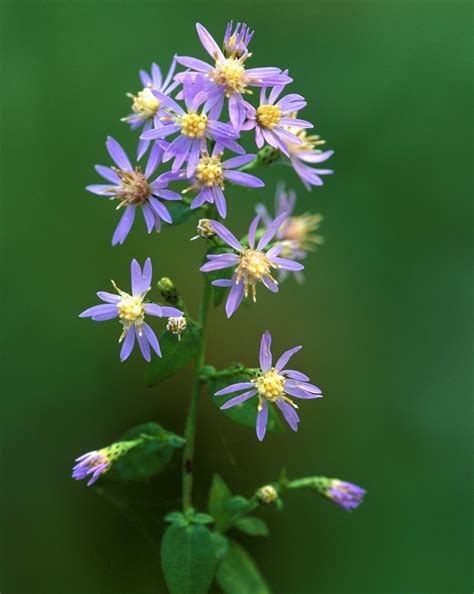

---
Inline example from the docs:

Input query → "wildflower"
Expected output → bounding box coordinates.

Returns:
[242,86,312,156]
[321,479,366,510]
[79,258,183,361]
[121,59,178,159]
[256,485,278,504]
[215,331,322,440]
[191,218,216,241]
[176,23,292,131]
[140,74,243,178]
[282,115,334,189]
[72,440,137,486]
[223,21,254,58]
[167,316,187,340]
[200,214,304,316]
[86,137,181,245]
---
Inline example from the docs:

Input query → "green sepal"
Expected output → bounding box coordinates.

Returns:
[161,523,216,594]
[145,319,201,386]
[216,540,271,594]
[234,516,270,537]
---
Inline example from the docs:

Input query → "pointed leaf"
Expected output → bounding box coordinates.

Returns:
[234,516,269,537]
[216,541,271,594]
[208,474,234,532]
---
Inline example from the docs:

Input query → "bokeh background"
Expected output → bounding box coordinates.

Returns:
[1,1,472,593]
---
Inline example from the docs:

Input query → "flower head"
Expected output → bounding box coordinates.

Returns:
[167,316,187,340]
[223,21,254,58]
[322,479,366,510]
[215,331,322,440]
[79,258,183,361]
[121,59,178,159]
[140,74,244,178]
[200,214,304,316]
[176,23,292,131]
[256,484,278,504]
[72,440,137,486]
[242,86,312,156]
[191,218,216,241]
[86,137,182,245]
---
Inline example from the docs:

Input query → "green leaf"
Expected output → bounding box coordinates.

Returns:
[234,516,269,537]
[194,513,214,525]
[211,532,229,563]
[145,320,200,386]
[167,201,197,225]
[209,373,285,434]
[208,474,234,532]
[205,246,234,307]
[226,495,255,516]
[161,523,216,594]
[106,422,183,482]
[165,511,188,527]
[216,541,271,594]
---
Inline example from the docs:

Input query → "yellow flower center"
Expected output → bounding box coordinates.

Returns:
[115,168,150,207]
[209,57,248,96]
[130,87,161,120]
[195,155,224,187]
[235,249,279,301]
[180,112,208,138]
[257,104,283,129]
[254,369,286,402]
[117,294,145,324]
[280,214,324,250]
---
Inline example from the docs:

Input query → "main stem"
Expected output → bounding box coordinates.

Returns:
[181,274,211,512]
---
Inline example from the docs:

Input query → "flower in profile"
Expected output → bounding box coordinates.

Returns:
[140,74,243,178]
[122,59,178,159]
[223,21,254,58]
[176,23,292,131]
[322,479,366,510]
[200,214,303,316]
[215,331,322,441]
[86,137,181,245]
[242,86,312,156]
[79,258,183,361]
[282,115,334,189]
[72,440,137,486]
[191,218,216,241]
[167,316,187,340]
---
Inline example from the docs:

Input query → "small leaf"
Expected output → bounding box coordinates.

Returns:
[105,422,183,482]
[209,373,285,434]
[167,201,197,225]
[161,523,216,594]
[234,516,270,537]
[225,495,252,515]
[145,320,201,386]
[165,511,188,527]
[216,540,271,594]
[194,513,214,525]
[205,246,234,307]
[208,474,234,532]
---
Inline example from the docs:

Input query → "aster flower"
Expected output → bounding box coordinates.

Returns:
[176,23,292,131]
[200,214,304,316]
[86,136,181,245]
[79,258,183,361]
[215,331,322,441]
[322,479,366,510]
[164,147,264,219]
[72,440,137,486]
[140,74,243,178]
[282,114,334,189]
[242,86,312,156]
[121,59,178,159]
[223,21,254,57]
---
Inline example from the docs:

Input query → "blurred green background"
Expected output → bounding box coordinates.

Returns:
[1,1,472,593]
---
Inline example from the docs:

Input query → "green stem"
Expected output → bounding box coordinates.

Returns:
[181,272,211,512]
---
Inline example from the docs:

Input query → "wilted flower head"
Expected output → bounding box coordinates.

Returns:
[256,484,278,504]
[167,316,187,340]
[176,23,292,131]
[86,137,182,245]
[72,440,137,486]
[215,331,322,440]
[200,214,304,316]
[191,218,216,240]
[121,59,178,159]
[322,479,366,510]
[79,258,182,361]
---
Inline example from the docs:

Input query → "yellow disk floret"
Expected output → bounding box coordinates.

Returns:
[209,57,248,96]
[235,249,278,301]
[112,168,150,208]
[116,294,145,324]
[128,87,161,120]
[180,112,208,138]
[257,104,283,129]
[195,155,224,188]
[254,369,286,402]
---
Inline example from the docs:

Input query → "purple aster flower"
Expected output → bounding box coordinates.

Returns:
[200,214,304,317]
[79,258,182,362]
[164,147,264,219]
[140,74,243,178]
[72,440,137,486]
[242,86,312,156]
[215,331,322,441]
[86,136,181,245]
[281,114,334,189]
[175,23,292,131]
[121,59,178,159]
[324,479,366,510]
[223,21,254,58]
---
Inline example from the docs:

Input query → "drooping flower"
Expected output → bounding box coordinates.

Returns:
[163,147,264,219]
[282,115,334,189]
[200,214,304,316]
[72,440,137,486]
[176,23,292,131]
[79,258,182,361]
[140,74,243,178]
[86,137,181,245]
[121,59,178,159]
[167,316,187,340]
[215,331,322,441]
[242,86,312,156]
[321,479,366,510]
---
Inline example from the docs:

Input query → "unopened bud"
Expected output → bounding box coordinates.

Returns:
[256,484,278,504]
[157,277,180,306]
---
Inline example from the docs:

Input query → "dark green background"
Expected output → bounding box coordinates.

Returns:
[1,1,472,593]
